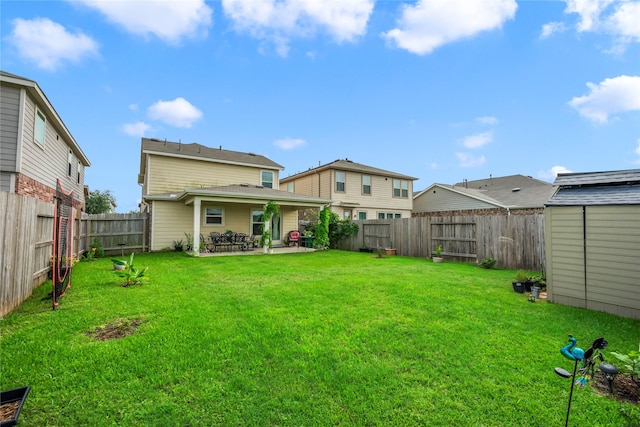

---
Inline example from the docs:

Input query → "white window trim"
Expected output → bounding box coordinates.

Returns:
[362,175,371,196]
[203,206,224,226]
[335,170,346,193]
[34,108,46,148]
[261,170,274,188]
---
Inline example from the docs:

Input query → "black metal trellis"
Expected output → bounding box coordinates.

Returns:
[52,179,74,310]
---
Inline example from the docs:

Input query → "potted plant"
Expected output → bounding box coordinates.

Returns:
[432,245,443,263]
[112,253,148,286]
[173,239,184,252]
[512,270,528,293]
[384,242,397,256]
[359,244,372,253]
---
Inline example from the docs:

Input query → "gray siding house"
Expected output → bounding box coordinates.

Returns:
[0,71,90,209]
[413,174,556,215]
[545,169,640,319]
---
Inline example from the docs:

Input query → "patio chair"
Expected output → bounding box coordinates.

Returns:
[288,230,300,247]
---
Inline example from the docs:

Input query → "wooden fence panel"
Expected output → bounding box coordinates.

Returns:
[339,213,545,270]
[87,213,148,256]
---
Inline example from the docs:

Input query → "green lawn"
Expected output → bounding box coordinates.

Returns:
[1,251,638,426]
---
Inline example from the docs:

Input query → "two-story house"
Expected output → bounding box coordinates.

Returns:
[138,138,331,253]
[280,159,417,220]
[0,71,90,210]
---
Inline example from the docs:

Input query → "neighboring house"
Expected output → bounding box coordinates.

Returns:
[138,138,331,252]
[279,159,417,220]
[545,169,640,319]
[413,174,556,215]
[0,71,90,209]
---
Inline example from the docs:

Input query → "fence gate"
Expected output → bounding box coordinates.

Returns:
[431,219,477,262]
[52,179,74,309]
[362,223,391,249]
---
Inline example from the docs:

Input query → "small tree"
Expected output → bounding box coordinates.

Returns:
[312,207,331,249]
[260,201,280,253]
[86,189,116,214]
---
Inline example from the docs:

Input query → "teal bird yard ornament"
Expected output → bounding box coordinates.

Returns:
[560,334,585,361]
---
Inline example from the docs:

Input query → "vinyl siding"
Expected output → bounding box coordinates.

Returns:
[19,92,85,204]
[546,205,640,318]
[146,155,278,195]
[0,172,12,191]
[151,200,298,250]
[414,187,497,212]
[0,85,19,172]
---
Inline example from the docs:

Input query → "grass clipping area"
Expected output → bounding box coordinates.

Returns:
[1,251,639,426]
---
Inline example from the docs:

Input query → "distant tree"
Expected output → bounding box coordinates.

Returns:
[86,189,116,214]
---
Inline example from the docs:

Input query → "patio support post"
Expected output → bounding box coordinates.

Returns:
[193,198,201,256]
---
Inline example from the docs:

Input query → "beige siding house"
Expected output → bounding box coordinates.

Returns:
[139,138,331,253]
[280,159,417,220]
[545,169,640,319]
[0,71,90,209]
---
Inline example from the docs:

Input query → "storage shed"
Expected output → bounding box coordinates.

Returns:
[545,169,640,319]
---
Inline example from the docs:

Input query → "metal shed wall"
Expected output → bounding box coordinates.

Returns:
[545,205,640,319]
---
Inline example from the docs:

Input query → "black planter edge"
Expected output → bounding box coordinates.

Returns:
[1,385,31,427]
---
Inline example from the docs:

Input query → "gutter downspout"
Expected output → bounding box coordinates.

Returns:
[582,205,587,308]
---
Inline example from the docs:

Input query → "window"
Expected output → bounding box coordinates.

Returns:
[205,207,223,225]
[251,209,263,235]
[378,212,399,219]
[68,151,73,176]
[387,213,393,219]
[358,212,367,220]
[287,182,294,192]
[378,213,385,219]
[344,210,352,220]
[393,179,409,198]
[335,171,345,192]
[362,175,371,195]
[261,171,274,188]
[35,110,46,147]
[77,161,81,184]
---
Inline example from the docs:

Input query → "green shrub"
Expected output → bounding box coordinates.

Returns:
[479,257,497,269]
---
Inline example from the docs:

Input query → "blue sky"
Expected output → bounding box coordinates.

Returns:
[2,0,639,213]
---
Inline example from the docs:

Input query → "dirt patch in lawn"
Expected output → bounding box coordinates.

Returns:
[591,371,639,405]
[86,317,144,341]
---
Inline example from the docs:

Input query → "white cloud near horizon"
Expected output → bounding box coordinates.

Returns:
[382,0,517,55]
[274,138,306,150]
[6,18,98,71]
[476,116,499,125]
[456,152,486,168]
[568,75,640,123]
[222,0,373,57]
[73,0,212,44]
[462,132,492,149]
[147,98,203,128]
[122,121,151,137]
[538,165,573,180]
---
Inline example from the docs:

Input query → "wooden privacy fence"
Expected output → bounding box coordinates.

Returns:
[0,191,149,317]
[339,213,545,271]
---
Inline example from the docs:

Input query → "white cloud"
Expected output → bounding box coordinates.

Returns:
[540,21,567,39]
[456,152,486,168]
[563,0,640,51]
[122,121,151,137]
[6,18,98,71]
[147,98,203,128]
[128,104,139,112]
[382,0,517,55]
[274,138,306,150]
[568,75,640,123]
[74,0,212,44]
[462,132,492,149]
[476,116,499,125]
[222,0,374,57]
[538,166,573,180]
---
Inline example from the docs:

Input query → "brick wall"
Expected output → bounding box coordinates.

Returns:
[15,173,84,210]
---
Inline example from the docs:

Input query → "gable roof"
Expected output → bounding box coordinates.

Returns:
[1,70,90,166]
[547,169,640,206]
[414,183,509,208]
[416,174,556,209]
[139,138,283,181]
[280,159,417,182]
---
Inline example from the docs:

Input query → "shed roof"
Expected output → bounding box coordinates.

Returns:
[547,169,640,206]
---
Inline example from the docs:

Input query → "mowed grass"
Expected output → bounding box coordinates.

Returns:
[1,251,638,426]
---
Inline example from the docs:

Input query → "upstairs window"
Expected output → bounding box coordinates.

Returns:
[362,175,371,195]
[335,171,346,192]
[393,179,409,198]
[77,161,81,184]
[261,171,274,188]
[358,212,367,220]
[205,207,223,225]
[68,151,73,176]
[287,182,294,192]
[35,110,46,147]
